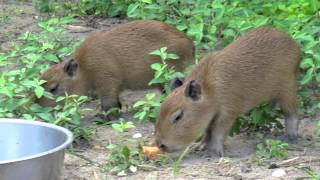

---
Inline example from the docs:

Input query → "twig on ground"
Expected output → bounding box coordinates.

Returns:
[67,150,101,166]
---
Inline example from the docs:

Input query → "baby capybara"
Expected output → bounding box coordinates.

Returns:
[36,20,195,114]
[155,27,300,157]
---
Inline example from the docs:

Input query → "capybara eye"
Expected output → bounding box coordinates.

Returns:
[173,110,184,124]
[50,84,59,93]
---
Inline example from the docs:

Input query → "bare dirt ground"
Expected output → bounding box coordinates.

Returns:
[1,2,319,180]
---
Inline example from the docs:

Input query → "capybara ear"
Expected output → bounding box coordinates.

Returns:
[64,59,78,78]
[170,77,184,90]
[185,80,201,101]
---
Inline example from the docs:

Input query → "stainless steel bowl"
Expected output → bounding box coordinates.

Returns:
[0,118,73,180]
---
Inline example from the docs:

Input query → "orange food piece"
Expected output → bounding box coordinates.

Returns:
[143,146,161,159]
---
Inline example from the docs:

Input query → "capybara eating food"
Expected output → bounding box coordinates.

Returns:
[155,27,301,157]
[36,20,195,113]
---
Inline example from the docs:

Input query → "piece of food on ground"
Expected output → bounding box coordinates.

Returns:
[142,146,161,159]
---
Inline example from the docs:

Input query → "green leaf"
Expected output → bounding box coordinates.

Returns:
[300,58,314,69]
[141,0,152,4]
[133,100,145,108]
[149,49,162,56]
[122,146,130,159]
[56,96,65,102]
[167,53,179,60]
[37,112,54,122]
[26,53,41,61]
[150,63,162,71]
[60,17,73,25]
[35,86,45,98]
[127,4,139,17]
[22,114,34,120]
[0,88,13,98]
[43,54,59,62]
[301,68,314,84]
[112,123,123,133]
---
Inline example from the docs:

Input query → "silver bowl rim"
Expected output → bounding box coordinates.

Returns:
[0,118,73,164]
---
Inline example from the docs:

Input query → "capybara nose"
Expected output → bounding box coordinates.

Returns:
[156,140,167,151]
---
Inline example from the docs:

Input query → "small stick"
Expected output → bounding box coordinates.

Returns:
[67,150,100,166]
[277,157,300,166]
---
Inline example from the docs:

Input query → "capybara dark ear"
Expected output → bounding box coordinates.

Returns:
[170,78,184,90]
[185,80,201,101]
[64,59,78,78]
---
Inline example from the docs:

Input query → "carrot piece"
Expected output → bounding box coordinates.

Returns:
[142,146,160,159]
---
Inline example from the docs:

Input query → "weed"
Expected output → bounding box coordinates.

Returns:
[111,118,135,133]
[105,121,141,175]
[231,103,284,135]
[105,140,143,175]
[254,139,289,165]
[132,47,183,122]
[0,16,93,141]
[300,167,320,180]
[149,47,184,94]
[133,93,161,122]
[34,0,129,17]
[173,145,192,176]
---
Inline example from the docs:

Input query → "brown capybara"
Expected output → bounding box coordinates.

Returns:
[36,20,195,113]
[155,27,301,157]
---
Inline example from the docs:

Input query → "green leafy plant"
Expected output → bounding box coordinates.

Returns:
[132,93,161,122]
[254,139,289,165]
[105,142,142,176]
[300,167,320,180]
[35,0,130,17]
[33,0,57,13]
[105,118,144,175]
[105,117,171,175]
[231,103,284,135]
[132,47,183,122]
[111,118,135,133]
[0,16,93,141]
[173,145,192,176]
[149,47,184,94]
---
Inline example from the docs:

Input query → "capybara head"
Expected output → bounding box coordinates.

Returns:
[36,59,87,106]
[155,78,214,154]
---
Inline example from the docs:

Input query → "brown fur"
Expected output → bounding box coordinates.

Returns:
[36,20,195,110]
[155,27,301,156]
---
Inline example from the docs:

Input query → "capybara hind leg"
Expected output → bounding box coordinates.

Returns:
[96,86,120,121]
[279,88,299,143]
[100,96,120,112]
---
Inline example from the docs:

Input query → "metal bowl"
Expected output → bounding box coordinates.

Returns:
[0,118,73,180]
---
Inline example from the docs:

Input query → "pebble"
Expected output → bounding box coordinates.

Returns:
[132,132,142,139]
[272,169,286,177]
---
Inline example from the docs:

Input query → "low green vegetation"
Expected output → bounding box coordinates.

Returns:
[254,138,289,165]
[0,16,92,141]
[104,118,171,175]
[104,119,140,175]
[133,47,184,122]
[34,0,129,17]
[300,167,320,180]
